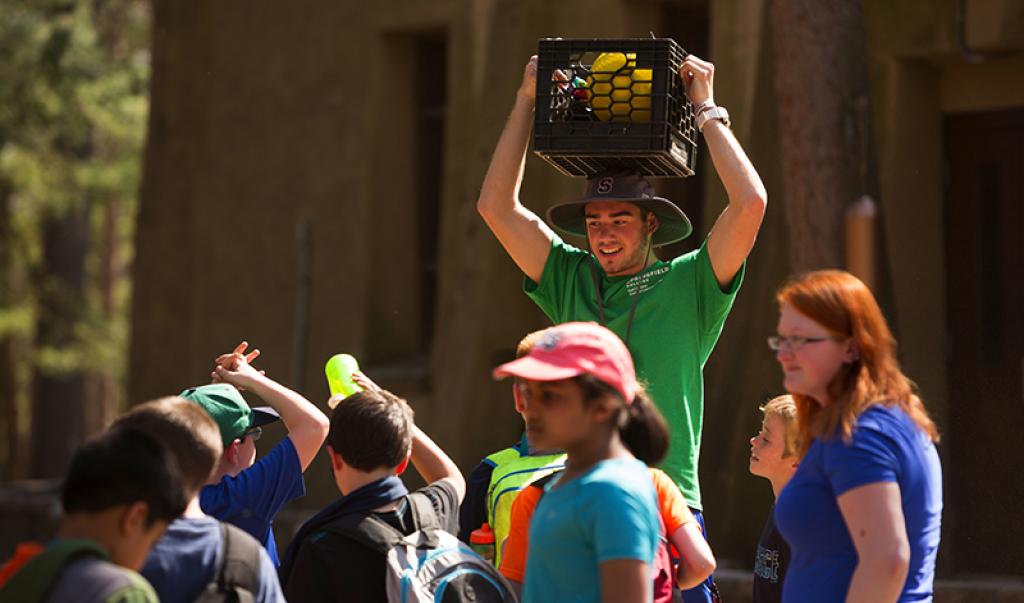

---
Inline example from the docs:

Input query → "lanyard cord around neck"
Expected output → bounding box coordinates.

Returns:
[586,236,654,347]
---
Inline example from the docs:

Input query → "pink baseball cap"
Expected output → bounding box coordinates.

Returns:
[493,322,639,404]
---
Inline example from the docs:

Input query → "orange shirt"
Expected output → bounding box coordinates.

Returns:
[0,542,44,587]
[499,467,694,582]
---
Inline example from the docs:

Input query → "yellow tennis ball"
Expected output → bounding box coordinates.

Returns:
[630,68,652,122]
[587,52,652,122]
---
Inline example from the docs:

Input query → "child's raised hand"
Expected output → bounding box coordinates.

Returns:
[211,341,265,389]
[352,371,383,393]
[215,341,261,371]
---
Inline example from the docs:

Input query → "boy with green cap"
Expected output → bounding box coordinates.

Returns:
[184,342,329,566]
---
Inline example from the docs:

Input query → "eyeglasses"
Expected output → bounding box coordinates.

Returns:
[767,335,841,352]
[243,426,262,441]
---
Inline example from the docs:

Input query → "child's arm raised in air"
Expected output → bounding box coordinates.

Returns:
[214,342,329,471]
[410,424,466,503]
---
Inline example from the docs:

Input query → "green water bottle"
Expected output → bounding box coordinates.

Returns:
[325,353,363,408]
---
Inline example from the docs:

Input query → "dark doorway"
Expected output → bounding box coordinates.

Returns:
[414,35,447,353]
[366,31,447,366]
[944,108,1024,575]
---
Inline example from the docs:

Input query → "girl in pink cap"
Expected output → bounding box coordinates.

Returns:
[493,321,670,603]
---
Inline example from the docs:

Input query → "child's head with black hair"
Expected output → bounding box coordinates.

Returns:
[574,375,668,466]
[58,427,188,570]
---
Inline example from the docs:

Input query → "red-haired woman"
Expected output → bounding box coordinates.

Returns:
[770,270,941,602]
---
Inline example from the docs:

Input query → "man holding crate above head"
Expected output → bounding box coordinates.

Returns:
[476,51,766,602]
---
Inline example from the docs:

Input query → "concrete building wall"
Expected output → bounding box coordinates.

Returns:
[867,0,1024,574]
[700,0,1024,572]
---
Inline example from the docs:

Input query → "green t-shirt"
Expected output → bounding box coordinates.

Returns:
[524,235,743,510]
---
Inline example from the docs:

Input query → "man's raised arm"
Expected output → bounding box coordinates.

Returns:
[681,55,768,289]
[476,55,556,284]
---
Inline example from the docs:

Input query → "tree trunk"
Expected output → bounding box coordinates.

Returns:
[30,203,90,478]
[92,200,120,432]
[770,0,879,273]
[0,175,18,480]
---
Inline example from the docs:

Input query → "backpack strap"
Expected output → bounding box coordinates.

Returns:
[323,509,409,555]
[0,540,106,603]
[322,492,442,554]
[406,492,441,533]
[213,523,261,603]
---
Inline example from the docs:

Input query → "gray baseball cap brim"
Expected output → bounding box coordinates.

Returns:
[546,196,693,247]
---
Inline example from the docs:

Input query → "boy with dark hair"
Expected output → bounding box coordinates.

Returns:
[279,384,468,602]
[0,427,187,603]
[193,342,329,565]
[115,397,284,603]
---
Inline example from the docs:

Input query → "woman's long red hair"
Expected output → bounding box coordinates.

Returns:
[777,270,938,454]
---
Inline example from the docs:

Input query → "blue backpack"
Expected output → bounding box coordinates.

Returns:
[326,492,516,603]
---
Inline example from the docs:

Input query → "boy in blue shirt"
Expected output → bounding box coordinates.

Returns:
[187,341,329,565]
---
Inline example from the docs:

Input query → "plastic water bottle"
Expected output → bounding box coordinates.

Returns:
[325,354,363,408]
[470,522,495,563]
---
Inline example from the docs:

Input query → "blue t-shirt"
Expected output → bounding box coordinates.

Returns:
[141,516,284,603]
[200,436,305,565]
[522,458,660,603]
[775,405,942,602]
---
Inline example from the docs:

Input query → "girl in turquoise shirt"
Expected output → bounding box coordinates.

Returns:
[493,321,669,603]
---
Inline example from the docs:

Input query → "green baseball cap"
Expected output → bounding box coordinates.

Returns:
[179,383,279,447]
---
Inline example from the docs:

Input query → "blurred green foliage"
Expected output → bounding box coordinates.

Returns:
[0,0,151,477]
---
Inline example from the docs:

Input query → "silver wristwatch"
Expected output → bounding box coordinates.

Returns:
[696,106,731,132]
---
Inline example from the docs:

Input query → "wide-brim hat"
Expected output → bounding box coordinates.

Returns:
[546,171,692,247]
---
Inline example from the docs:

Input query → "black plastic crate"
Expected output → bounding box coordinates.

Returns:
[533,38,697,178]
